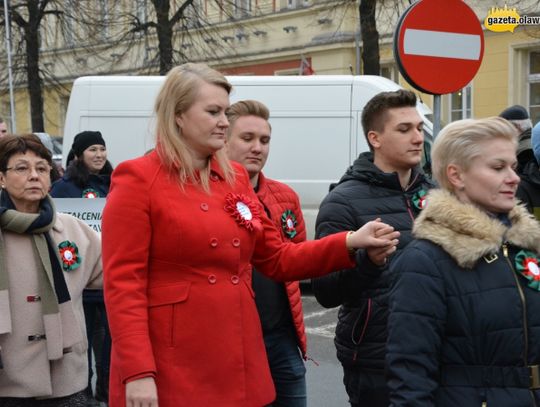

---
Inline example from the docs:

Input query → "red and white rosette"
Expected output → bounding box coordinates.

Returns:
[224,193,260,231]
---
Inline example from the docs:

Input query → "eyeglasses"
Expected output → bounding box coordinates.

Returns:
[5,164,51,177]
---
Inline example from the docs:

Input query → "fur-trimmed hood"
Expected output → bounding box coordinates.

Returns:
[413,189,540,268]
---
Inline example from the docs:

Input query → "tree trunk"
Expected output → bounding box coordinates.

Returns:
[152,0,174,75]
[359,0,380,75]
[25,0,45,131]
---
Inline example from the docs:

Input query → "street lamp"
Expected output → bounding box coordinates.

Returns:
[3,0,16,132]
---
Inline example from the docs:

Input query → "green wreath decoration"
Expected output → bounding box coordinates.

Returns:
[515,249,540,291]
[281,209,298,239]
[58,241,82,272]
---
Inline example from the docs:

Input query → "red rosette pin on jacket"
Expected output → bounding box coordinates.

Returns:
[412,189,428,210]
[281,209,298,239]
[224,193,260,231]
[58,241,82,272]
[515,250,540,291]
[82,188,100,199]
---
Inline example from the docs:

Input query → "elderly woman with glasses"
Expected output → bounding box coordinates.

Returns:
[386,117,540,407]
[0,134,102,407]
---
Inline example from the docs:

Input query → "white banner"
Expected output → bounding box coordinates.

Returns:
[53,198,106,234]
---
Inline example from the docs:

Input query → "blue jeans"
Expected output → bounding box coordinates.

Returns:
[263,329,307,407]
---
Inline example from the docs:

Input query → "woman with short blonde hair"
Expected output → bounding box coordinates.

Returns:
[387,117,540,406]
[431,117,518,191]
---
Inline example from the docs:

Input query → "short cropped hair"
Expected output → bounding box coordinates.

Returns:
[361,89,417,151]
[226,100,271,137]
[431,117,518,191]
[0,133,53,171]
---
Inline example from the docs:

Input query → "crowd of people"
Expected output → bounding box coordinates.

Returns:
[0,62,539,407]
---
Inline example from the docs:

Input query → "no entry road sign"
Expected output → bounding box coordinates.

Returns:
[394,0,484,95]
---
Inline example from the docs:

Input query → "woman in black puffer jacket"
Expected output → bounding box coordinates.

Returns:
[387,117,540,407]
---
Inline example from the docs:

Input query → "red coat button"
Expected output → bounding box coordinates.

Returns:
[232,238,240,247]
[210,238,218,248]
[208,274,217,284]
[210,174,219,181]
[201,203,209,211]
[231,275,240,284]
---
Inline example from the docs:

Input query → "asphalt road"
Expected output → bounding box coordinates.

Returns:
[303,294,350,407]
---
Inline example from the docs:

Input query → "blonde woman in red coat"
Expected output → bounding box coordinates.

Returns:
[101,63,399,407]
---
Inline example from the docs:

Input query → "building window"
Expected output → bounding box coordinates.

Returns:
[63,0,75,47]
[274,68,299,76]
[136,0,147,23]
[59,96,70,134]
[235,0,251,17]
[449,84,472,121]
[380,64,398,82]
[1,102,12,130]
[529,51,540,125]
[99,0,110,39]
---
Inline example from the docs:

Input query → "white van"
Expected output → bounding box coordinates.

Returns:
[63,75,433,238]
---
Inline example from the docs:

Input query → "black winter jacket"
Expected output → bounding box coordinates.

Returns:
[387,189,540,407]
[517,159,540,222]
[312,152,433,371]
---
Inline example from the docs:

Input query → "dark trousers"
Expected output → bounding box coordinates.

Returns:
[343,366,388,407]
[83,297,111,401]
[0,389,87,407]
[263,329,307,407]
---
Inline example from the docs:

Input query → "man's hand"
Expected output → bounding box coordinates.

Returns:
[367,222,399,265]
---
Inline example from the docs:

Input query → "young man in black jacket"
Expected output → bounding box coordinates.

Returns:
[312,89,434,407]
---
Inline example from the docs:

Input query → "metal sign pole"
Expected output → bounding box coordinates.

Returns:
[3,0,16,132]
[433,94,441,139]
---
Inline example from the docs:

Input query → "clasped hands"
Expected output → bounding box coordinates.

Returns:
[345,218,400,266]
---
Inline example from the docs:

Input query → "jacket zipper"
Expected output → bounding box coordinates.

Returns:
[405,195,415,221]
[502,243,536,405]
[403,174,419,221]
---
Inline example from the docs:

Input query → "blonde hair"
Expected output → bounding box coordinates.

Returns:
[226,100,271,136]
[154,63,234,192]
[431,117,518,191]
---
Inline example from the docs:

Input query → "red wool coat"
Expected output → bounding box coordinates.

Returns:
[101,152,353,407]
[255,173,307,357]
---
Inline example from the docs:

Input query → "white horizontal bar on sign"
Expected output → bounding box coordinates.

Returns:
[403,29,481,60]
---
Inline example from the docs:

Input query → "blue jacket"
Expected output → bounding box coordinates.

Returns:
[387,189,540,407]
[50,174,110,199]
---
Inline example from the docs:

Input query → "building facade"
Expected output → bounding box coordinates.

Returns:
[0,0,539,136]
